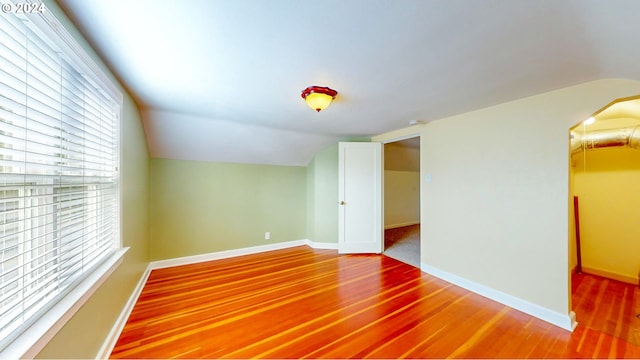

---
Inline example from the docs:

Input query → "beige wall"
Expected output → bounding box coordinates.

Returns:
[572,147,640,283]
[419,79,640,318]
[36,1,150,358]
[149,159,307,260]
[383,140,420,228]
[569,155,578,273]
[384,170,420,228]
[385,142,420,171]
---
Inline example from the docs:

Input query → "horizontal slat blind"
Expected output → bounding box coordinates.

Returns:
[0,4,120,350]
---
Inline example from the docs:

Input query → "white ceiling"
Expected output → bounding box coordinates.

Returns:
[57,0,640,166]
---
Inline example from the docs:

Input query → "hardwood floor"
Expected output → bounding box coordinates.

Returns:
[111,246,640,359]
[571,271,640,348]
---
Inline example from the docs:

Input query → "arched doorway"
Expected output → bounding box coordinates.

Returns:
[569,96,640,346]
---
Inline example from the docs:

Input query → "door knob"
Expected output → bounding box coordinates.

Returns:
[339,201,345,205]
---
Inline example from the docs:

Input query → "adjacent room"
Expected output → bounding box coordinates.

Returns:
[2,0,640,358]
[569,97,640,347]
[383,137,421,268]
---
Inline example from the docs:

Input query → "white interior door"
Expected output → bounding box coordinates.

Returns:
[338,142,382,254]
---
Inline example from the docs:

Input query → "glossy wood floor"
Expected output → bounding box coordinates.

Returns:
[571,271,640,348]
[111,246,640,359]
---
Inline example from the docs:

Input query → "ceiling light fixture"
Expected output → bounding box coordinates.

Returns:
[583,117,596,125]
[301,86,337,112]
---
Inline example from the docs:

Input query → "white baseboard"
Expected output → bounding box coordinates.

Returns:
[421,263,576,332]
[96,263,152,359]
[306,240,338,250]
[384,221,419,230]
[149,239,337,270]
[581,266,639,285]
[97,239,338,357]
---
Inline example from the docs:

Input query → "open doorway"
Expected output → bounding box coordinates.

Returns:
[569,96,640,346]
[383,136,420,267]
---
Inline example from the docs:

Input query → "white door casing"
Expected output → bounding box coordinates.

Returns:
[338,142,383,254]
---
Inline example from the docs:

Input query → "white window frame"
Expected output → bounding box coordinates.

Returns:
[0,1,127,358]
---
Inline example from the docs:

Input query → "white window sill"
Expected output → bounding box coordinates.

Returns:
[1,248,129,359]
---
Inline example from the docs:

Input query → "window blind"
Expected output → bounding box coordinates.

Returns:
[0,5,120,350]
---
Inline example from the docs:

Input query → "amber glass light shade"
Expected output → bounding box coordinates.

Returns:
[301,86,338,112]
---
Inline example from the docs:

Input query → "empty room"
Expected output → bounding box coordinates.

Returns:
[1,0,639,359]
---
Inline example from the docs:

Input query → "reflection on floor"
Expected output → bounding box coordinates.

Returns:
[384,224,420,268]
[572,271,640,347]
[383,228,640,348]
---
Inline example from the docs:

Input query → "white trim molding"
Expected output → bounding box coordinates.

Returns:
[1,248,129,360]
[384,221,420,230]
[96,264,152,359]
[305,240,338,250]
[421,262,577,332]
[581,266,639,286]
[149,240,337,270]
[97,240,338,357]
[27,0,122,102]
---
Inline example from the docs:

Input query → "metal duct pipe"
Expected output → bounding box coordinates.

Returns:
[571,126,640,154]
[630,126,640,149]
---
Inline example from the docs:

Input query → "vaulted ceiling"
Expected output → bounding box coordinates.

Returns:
[57,0,640,166]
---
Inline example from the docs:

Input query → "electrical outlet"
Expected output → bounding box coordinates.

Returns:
[265,232,270,240]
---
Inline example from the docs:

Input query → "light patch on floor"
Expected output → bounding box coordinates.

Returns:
[384,224,420,268]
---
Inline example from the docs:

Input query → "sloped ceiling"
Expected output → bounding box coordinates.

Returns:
[385,139,420,172]
[573,98,640,133]
[57,0,640,166]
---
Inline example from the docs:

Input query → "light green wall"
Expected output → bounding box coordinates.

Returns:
[306,154,316,241]
[419,79,640,317]
[306,144,339,244]
[149,159,307,260]
[36,1,150,358]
